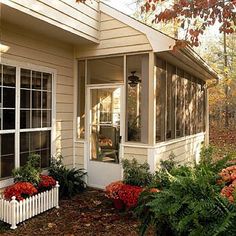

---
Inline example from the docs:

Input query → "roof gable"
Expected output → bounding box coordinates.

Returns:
[100,3,176,52]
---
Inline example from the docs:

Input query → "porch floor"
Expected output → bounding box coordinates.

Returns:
[0,188,153,236]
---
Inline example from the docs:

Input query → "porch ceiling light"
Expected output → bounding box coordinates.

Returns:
[128,71,141,87]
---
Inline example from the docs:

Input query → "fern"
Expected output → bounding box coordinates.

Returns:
[136,148,236,236]
[48,155,87,198]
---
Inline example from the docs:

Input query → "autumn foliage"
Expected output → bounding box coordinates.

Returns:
[141,0,236,46]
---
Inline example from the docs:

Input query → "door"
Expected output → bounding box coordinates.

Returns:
[87,85,123,188]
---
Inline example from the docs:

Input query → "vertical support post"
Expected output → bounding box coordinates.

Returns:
[148,52,155,146]
[10,196,17,230]
[55,181,60,209]
[205,88,209,146]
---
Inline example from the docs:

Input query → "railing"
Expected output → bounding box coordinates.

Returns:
[0,182,59,229]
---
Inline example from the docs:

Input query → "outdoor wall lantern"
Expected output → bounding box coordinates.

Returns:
[128,71,141,87]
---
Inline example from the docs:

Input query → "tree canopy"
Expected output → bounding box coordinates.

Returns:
[141,0,236,46]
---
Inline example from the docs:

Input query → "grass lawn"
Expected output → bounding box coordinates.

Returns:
[0,188,153,236]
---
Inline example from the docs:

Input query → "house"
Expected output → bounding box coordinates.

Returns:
[0,0,218,189]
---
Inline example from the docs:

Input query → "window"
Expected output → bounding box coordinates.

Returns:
[126,54,149,143]
[0,65,16,179]
[0,63,52,179]
[20,69,52,167]
[155,57,206,143]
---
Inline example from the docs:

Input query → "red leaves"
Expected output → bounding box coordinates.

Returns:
[141,0,236,46]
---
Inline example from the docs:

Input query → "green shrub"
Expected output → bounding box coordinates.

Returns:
[136,147,236,236]
[48,155,87,198]
[122,158,153,187]
[13,153,41,186]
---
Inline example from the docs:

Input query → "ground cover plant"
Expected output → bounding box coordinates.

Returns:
[136,147,236,236]
[49,155,87,198]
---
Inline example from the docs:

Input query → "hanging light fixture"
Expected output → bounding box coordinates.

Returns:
[128,71,141,87]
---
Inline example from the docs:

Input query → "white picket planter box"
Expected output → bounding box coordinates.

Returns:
[0,181,59,229]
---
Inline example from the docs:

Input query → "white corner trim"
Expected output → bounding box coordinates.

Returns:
[147,148,155,173]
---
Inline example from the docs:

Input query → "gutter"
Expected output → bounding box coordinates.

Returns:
[181,47,219,81]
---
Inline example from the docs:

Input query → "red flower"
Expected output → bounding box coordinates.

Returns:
[4,182,38,201]
[118,184,143,209]
[38,175,56,191]
[105,181,124,200]
[219,165,236,203]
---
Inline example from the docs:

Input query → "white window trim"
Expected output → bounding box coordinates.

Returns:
[0,58,56,184]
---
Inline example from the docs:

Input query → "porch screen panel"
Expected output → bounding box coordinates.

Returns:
[166,64,176,140]
[20,69,52,167]
[77,60,85,139]
[87,57,123,84]
[155,57,207,143]
[156,58,166,142]
[176,69,184,138]
[184,73,191,136]
[0,65,16,178]
[126,54,149,143]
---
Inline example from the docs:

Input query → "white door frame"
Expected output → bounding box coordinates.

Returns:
[85,83,125,188]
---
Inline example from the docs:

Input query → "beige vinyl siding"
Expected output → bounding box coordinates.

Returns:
[2,0,100,42]
[75,142,84,168]
[123,146,148,164]
[154,133,205,168]
[77,13,152,58]
[1,23,75,168]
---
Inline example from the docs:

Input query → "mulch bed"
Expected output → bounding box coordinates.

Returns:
[0,188,152,236]
[210,127,236,159]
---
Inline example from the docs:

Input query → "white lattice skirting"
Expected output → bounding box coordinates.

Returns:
[0,182,59,229]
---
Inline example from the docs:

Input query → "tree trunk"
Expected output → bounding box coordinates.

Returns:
[223,31,229,128]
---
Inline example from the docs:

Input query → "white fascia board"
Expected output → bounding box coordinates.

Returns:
[183,47,219,80]
[100,3,176,52]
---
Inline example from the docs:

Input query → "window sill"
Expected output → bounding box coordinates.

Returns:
[0,177,14,190]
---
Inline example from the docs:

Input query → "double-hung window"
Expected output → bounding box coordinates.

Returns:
[0,63,53,179]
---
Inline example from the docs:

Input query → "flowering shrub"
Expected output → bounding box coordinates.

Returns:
[118,184,143,209]
[4,182,38,201]
[219,165,236,202]
[105,181,143,209]
[38,175,56,192]
[105,181,124,200]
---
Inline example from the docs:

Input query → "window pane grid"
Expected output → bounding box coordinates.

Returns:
[0,64,52,179]
[20,69,52,129]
